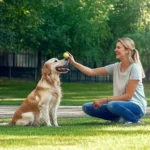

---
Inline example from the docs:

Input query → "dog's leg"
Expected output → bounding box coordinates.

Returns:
[40,104,52,126]
[49,105,53,125]
[16,112,35,126]
[51,101,60,127]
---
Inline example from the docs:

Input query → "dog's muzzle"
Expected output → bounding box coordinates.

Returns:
[56,59,69,73]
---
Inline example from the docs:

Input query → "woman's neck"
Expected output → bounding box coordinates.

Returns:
[120,59,132,72]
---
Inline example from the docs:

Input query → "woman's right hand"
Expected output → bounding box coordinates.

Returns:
[66,52,76,65]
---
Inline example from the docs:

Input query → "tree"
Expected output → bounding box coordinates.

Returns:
[0,0,149,81]
[0,0,18,50]
[119,0,150,81]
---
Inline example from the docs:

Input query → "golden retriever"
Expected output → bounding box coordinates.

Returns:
[8,58,69,126]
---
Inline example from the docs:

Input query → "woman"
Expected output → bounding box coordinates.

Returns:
[67,37,147,124]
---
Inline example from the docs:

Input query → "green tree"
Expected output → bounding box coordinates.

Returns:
[0,0,17,50]
[0,0,149,81]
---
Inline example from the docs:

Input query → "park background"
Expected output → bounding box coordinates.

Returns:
[0,0,150,82]
[0,1,150,150]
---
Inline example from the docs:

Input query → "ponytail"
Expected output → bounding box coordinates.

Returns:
[128,49,145,78]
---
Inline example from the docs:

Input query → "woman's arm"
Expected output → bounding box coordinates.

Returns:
[108,80,139,101]
[73,62,108,76]
[67,52,108,76]
[93,80,139,109]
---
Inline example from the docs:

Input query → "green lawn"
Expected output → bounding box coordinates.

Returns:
[0,79,150,150]
[0,79,150,106]
[0,117,150,150]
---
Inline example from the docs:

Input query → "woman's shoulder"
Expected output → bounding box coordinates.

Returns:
[105,62,120,69]
[130,63,142,79]
[131,63,141,70]
[104,62,120,75]
[109,62,120,66]
[113,62,121,68]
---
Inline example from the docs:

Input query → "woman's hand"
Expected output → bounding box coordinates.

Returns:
[66,52,76,65]
[93,98,107,109]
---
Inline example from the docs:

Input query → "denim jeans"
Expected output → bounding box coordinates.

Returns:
[82,101,144,123]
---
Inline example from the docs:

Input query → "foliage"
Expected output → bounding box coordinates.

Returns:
[0,1,17,50]
[125,25,150,74]
[0,0,150,77]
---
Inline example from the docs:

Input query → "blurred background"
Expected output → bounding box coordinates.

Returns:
[0,0,150,82]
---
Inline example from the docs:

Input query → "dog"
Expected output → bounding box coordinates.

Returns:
[8,58,69,126]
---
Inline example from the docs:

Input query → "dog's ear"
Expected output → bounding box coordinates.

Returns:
[42,63,51,76]
[45,63,51,72]
[42,63,55,85]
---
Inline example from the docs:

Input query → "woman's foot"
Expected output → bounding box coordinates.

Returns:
[124,120,145,125]
[105,117,126,124]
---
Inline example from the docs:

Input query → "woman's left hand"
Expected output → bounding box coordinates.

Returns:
[93,98,107,109]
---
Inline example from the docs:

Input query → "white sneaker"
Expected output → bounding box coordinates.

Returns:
[124,120,145,125]
[118,117,126,124]
[105,117,126,124]
[124,121,133,125]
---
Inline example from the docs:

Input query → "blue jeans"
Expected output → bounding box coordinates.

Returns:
[82,101,144,123]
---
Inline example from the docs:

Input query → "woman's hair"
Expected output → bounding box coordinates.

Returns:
[118,37,145,78]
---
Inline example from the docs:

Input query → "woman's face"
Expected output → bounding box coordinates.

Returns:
[115,42,129,60]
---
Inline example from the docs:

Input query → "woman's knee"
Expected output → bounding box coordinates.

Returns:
[107,101,119,112]
[82,102,93,114]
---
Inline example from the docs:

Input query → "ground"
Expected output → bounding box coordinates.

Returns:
[0,79,150,150]
[0,80,150,106]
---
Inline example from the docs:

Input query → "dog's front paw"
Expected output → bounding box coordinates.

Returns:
[47,125,52,127]
[46,123,52,127]
[54,124,60,127]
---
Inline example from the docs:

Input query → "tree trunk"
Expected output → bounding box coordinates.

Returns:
[36,50,42,82]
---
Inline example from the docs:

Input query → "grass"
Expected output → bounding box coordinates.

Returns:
[0,79,150,150]
[0,79,150,106]
[0,117,150,150]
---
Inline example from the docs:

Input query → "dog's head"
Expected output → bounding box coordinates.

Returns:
[42,58,69,76]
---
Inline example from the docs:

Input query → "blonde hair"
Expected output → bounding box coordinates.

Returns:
[118,37,145,78]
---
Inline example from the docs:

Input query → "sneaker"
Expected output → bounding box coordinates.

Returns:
[105,120,119,124]
[118,117,126,124]
[138,120,145,125]
[124,121,133,125]
[124,120,145,125]
[105,117,126,124]
[105,121,111,124]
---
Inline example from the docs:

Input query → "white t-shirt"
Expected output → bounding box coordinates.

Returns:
[104,62,147,114]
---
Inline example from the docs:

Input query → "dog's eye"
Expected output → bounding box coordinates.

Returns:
[54,60,58,62]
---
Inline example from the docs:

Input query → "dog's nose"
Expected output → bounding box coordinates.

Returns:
[64,59,69,65]
[65,59,68,62]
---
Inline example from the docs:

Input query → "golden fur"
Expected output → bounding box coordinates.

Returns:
[9,58,69,126]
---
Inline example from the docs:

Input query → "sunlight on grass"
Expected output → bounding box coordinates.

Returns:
[0,98,25,100]
[0,80,150,150]
[0,79,149,106]
[72,96,88,98]
[0,117,150,150]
